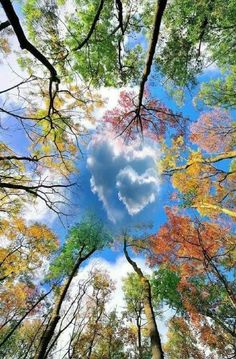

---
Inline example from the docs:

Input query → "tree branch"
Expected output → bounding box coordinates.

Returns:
[0,0,59,82]
[123,235,144,278]
[73,0,105,51]
[137,0,167,110]
[163,150,236,175]
[0,76,36,95]
[0,19,10,31]
[0,155,39,162]
[116,0,124,34]
[192,203,236,219]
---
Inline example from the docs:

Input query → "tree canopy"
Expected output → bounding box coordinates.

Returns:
[0,0,236,358]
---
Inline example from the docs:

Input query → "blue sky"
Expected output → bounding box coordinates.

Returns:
[0,15,224,258]
[47,66,222,261]
[0,2,224,253]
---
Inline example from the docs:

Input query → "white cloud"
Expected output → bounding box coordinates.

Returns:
[117,166,158,215]
[23,197,58,225]
[87,134,160,222]
[22,169,68,225]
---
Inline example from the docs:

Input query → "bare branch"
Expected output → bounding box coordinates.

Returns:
[0,76,36,95]
[0,19,10,31]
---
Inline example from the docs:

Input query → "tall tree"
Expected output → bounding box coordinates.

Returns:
[123,272,152,359]
[148,212,236,357]
[123,235,164,359]
[36,217,111,359]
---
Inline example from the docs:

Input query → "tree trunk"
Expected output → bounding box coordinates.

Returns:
[137,315,142,359]
[142,278,164,359]
[124,237,164,359]
[36,248,95,359]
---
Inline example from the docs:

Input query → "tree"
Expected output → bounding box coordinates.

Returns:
[123,234,164,359]
[122,272,151,359]
[22,0,146,87]
[0,217,58,355]
[0,0,170,196]
[155,0,236,88]
[148,211,236,357]
[196,65,236,109]
[103,90,185,141]
[0,0,102,217]
[164,317,205,359]
[149,210,235,299]
[0,217,58,282]
[36,216,111,359]
[190,109,236,154]
[70,270,115,358]
[84,310,129,359]
[48,268,130,359]
[161,108,236,220]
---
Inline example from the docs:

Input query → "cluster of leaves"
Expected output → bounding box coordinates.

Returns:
[103,90,186,141]
[0,217,58,357]
[156,0,236,87]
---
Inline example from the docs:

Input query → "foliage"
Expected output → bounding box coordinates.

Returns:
[0,218,58,357]
[48,216,111,280]
[0,217,58,281]
[148,212,236,358]
[196,66,236,109]
[0,0,236,357]
[103,90,185,141]
[151,267,182,312]
[164,317,205,359]
[122,273,151,358]
[156,0,236,87]
[190,109,236,153]
[161,106,236,220]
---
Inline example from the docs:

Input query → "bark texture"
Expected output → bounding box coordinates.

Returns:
[124,237,164,359]
[36,248,95,359]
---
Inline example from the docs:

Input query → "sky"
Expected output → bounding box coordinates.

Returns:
[0,2,222,241]
[0,34,220,261]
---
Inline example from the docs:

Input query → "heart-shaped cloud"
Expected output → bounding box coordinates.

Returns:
[116,166,159,215]
[87,134,160,222]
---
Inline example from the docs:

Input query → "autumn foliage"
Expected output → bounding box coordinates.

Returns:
[190,109,235,153]
[148,209,231,271]
[103,90,185,140]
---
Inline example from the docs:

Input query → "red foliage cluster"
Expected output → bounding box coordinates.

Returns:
[190,109,234,153]
[103,90,185,141]
[148,208,229,277]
